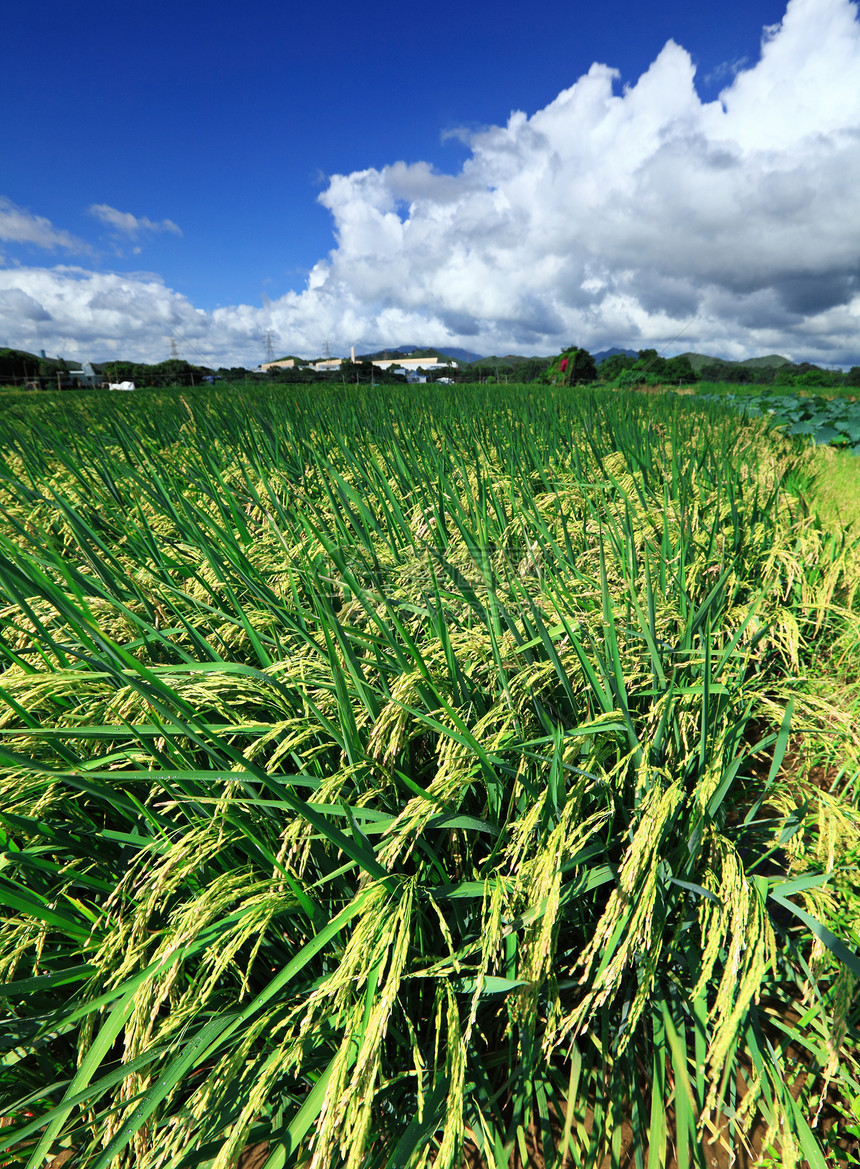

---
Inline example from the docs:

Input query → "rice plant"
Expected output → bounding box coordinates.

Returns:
[0,384,858,1168]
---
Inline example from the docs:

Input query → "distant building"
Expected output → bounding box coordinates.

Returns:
[67,361,99,387]
[371,357,457,373]
[262,350,459,375]
[261,358,296,371]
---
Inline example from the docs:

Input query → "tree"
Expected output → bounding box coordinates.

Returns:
[662,355,698,383]
[775,365,798,385]
[636,348,660,367]
[796,368,836,387]
[547,347,597,386]
[606,352,696,386]
[599,353,637,382]
[0,348,39,383]
[426,363,457,383]
[699,362,754,384]
[518,357,552,382]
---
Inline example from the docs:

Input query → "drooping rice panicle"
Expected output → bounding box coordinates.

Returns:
[0,382,858,1168]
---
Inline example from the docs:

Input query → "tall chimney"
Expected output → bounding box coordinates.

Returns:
[350,346,355,363]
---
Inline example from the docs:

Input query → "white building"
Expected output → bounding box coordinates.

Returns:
[261,358,296,371]
[370,357,457,373]
[262,349,458,375]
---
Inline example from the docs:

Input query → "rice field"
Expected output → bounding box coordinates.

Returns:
[0,383,859,1169]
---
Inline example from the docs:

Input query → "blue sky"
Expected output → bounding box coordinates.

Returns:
[2,0,859,367]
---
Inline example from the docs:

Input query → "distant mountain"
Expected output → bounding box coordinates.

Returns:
[363,345,641,366]
[359,345,481,364]
[593,347,638,364]
[435,347,486,364]
[355,345,797,372]
[470,353,547,366]
[680,351,791,372]
[360,345,420,360]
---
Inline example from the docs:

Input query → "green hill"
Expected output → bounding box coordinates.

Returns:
[679,351,790,372]
[677,352,716,372]
[739,354,791,368]
[0,347,84,386]
[270,354,310,366]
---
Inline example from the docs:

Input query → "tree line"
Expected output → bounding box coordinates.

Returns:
[3,345,859,391]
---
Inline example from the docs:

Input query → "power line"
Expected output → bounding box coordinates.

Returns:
[160,316,219,371]
[657,314,700,359]
[637,314,701,376]
[158,315,246,397]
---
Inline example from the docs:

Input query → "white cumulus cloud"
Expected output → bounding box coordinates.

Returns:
[89,204,182,237]
[0,197,88,253]
[0,267,203,361]
[2,0,860,367]
[295,0,860,364]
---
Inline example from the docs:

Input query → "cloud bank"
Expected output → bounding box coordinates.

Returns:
[2,0,860,366]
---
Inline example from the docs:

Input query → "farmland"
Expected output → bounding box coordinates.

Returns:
[0,383,859,1168]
